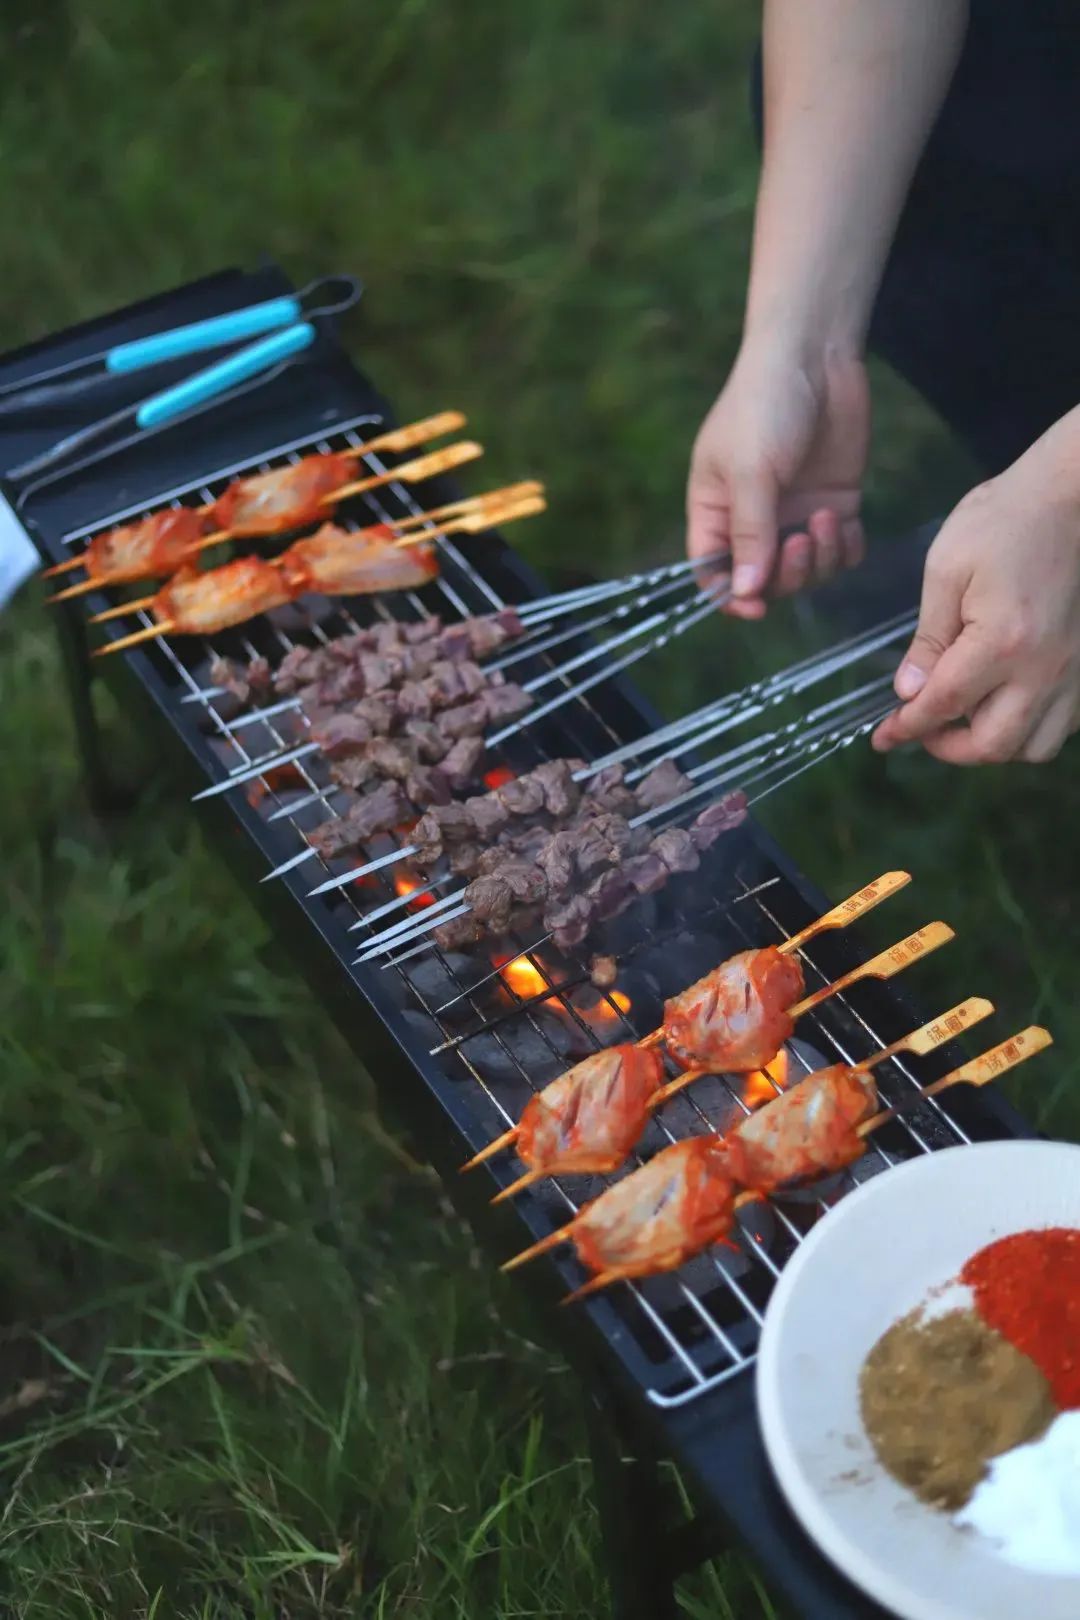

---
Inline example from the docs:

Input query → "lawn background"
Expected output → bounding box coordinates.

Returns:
[1,4,1077,1616]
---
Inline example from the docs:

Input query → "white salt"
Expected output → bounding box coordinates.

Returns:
[956,1410,1080,1577]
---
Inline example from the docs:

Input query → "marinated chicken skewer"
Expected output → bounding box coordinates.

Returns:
[479,996,993,1204]
[48,475,540,606]
[43,410,471,593]
[501,1026,1052,1302]
[92,494,544,657]
[458,873,905,1180]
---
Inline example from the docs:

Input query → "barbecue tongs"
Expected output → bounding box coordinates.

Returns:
[2,274,362,494]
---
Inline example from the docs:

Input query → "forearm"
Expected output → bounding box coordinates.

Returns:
[744,0,968,358]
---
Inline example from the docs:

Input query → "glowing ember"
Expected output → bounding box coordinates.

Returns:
[496,954,550,1000]
[483,765,515,790]
[394,871,434,909]
[591,989,633,1024]
[742,1050,789,1109]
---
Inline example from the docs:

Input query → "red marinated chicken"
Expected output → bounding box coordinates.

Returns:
[279,523,439,598]
[83,507,205,583]
[515,1044,666,1179]
[662,946,805,1072]
[724,1063,878,1189]
[566,1135,738,1284]
[152,557,292,634]
[209,452,357,535]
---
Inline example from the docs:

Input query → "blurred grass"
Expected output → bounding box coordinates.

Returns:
[1,2,1078,1616]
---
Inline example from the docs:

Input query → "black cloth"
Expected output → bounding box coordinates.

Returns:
[749,3,1080,475]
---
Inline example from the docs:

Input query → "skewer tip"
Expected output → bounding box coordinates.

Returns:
[490,1168,544,1205]
[499,1227,569,1273]
[459,1127,519,1173]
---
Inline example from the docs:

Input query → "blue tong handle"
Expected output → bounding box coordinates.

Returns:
[5,323,317,485]
[106,295,303,374]
[135,322,316,427]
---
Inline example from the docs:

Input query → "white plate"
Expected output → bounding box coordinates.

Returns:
[756,1140,1080,1620]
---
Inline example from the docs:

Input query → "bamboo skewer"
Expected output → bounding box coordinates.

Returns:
[648,989,990,1111]
[500,1024,1053,1293]
[46,477,543,605]
[90,493,546,657]
[461,877,919,1180]
[40,409,469,581]
[86,483,542,623]
[488,993,988,1207]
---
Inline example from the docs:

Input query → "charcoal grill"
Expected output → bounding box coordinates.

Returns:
[5,265,1036,1620]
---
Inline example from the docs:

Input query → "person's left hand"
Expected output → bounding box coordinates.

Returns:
[872,417,1080,765]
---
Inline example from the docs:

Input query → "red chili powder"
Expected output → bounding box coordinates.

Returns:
[961,1227,1080,1409]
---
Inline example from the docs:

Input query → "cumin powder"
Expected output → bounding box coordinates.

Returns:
[859,1308,1055,1510]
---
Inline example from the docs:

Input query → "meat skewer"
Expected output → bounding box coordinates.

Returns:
[648,920,955,1091]
[636,869,911,1071]
[500,1025,1052,1302]
[478,995,993,1204]
[48,475,541,606]
[43,409,470,592]
[91,493,544,657]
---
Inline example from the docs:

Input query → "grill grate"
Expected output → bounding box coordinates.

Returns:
[39,317,994,1414]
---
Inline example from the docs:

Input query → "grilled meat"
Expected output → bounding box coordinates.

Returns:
[516,1045,666,1178]
[724,1063,879,1188]
[209,452,357,535]
[306,780,411,859]
[662,945,806,1073]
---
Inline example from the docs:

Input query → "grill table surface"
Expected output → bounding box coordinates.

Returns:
[4,265,1036,1620]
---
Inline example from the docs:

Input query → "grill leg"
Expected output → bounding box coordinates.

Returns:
[584,1389,680,1620]
[52,603,126,814]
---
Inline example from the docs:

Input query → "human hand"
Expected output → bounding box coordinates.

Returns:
[873,421,1080,765]
[686,341,870,619]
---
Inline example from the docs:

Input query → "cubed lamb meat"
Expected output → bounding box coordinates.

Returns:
[330,754,379,792]
[690,791,749,848]
[311,713,374,758]
[405,766,452,808]
[396,679,433,720]
[498,774,546,817]
[481,683,531,724]
[545,892,595,951]
[651,827,701,876]
[352,695,397,736]
[307,780,410,858]
[532,759,581,818]
[586,763,637,815]
[440,735,484,787]
[403,718,445,763]
[439,699,488,740]
[634,758,692,811]
[466,795,512,842]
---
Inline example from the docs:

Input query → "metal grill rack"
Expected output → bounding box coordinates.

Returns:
[8,265,1035,1620]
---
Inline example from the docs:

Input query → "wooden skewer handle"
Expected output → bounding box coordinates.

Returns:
[788,921,954,1020]
[332,439,483,503]
[859,995,995,1070]
[858,1025,1052,1134]
[779,871,911,956]
[364,410,466,457]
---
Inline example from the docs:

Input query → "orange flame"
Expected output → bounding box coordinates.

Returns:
[743,1050,789,1110]
[591,990,632,1024]
[483,765,515,790]
[496,954,549,999]
[394,871,435,910]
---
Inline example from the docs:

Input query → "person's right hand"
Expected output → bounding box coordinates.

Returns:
[686,341,871,619]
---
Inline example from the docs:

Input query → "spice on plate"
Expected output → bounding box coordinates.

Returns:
[859,1308,1055,1510]
[961,1226,1080,1409]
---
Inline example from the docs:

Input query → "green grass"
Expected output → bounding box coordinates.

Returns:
[1,3,1078,1615]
